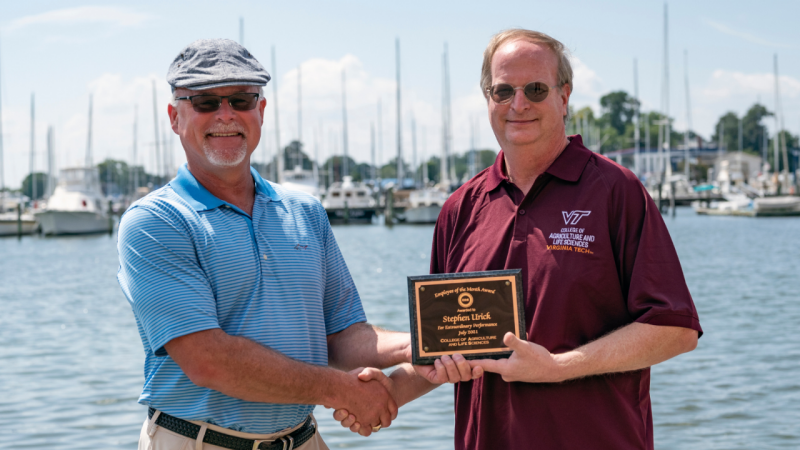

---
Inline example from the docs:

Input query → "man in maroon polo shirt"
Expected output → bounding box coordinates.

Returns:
[431,29,703,449]
[333,28,701,449]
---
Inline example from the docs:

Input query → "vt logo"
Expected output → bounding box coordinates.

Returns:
[562,210,591,225]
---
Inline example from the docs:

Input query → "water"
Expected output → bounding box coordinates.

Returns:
[0,208,798,449]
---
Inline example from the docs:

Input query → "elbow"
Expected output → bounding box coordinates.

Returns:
[183,362,218,389]
[678,329,699,354]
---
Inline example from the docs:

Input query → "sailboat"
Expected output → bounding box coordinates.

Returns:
[35,95,110,235]
[402,42,450,224]
[0,62,36,235]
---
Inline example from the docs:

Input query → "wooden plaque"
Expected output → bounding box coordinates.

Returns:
[407,269,526,365]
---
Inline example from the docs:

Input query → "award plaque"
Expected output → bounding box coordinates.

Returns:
[407,269,526,365]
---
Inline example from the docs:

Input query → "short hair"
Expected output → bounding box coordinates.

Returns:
[480,29,573,123]
[170,86,265,108]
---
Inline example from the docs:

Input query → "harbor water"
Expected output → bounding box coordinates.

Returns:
[1,208,798,449]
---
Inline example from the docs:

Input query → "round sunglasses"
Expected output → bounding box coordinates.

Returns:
[175,93,260,113]
[486,82,561,104]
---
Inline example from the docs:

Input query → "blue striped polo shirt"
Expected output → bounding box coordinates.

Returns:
[116,164,366,433]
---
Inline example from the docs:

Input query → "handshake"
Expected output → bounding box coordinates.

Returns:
[327,354,484,437]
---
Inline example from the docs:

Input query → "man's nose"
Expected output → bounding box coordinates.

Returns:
[509,89,531,112]
[213,98,237,120]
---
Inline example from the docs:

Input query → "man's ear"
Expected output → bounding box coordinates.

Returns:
[258,98,267,126]
[168,103,179,133]
[559,84,572,116]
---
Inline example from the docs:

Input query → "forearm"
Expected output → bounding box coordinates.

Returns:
[386,364,440,407]
[554,323,698,381]
[327,323,411,371]
[166,329,351,408]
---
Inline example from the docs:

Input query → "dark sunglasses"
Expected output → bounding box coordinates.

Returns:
[175,93,260,113]
[486,82,560,104]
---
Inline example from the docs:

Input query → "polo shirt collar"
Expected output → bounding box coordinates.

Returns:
[170,163,281,212]
[486,135,593,192]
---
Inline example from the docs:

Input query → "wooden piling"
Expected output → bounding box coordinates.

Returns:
[17,203,22,238]
[384,188,394,226]
[670,181,676,217]
[108,200,114,235]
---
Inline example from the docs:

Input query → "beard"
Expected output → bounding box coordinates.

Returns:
[202,124,248,167]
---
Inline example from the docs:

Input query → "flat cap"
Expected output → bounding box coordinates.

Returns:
[167,39,271,91]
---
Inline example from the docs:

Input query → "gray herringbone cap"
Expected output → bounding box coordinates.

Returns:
[167,39,271,91]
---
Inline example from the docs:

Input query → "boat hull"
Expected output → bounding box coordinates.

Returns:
[326,208,377,223]
[35,211,109,235]
[403,205,442,224]
[0,217,37,236]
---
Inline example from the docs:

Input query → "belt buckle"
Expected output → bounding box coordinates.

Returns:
[280,435,294,450]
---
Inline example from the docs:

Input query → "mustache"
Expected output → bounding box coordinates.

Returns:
[205,124,246,135]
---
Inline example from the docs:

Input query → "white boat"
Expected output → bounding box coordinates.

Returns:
[35,167,110,235]
[0,194,37,236]
[280,165,320,199]
[0,212,37,236]
[322,176,377,222]
[753,196,800,214]
[403,187,449,224]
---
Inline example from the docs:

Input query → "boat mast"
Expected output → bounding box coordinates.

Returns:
[633,58,640,176]
[313,121,319,189]
[341,68,349,180]
[396,38,404,186]
[661,2,671,181]
[298,64,302,170]
[412,115,418,188]
[683,50,692,180]
[272,46,283,183]
[133,105,139,193]
[46,126,54,198]
[370,122,376,181]
[440,45,449,186]
[377,99,383,176]
[0,40,4,205]
[30,94,36,202]
[444,43,455,183]
[151,81,160,184]
[421,126,428,184]
[773,54,790,192]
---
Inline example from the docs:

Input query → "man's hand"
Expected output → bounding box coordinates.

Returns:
[332,368,396,437]
[328,368,398,436]
[332,356,483,436]
[469,325,699,383]
[468,332,565,383]
[415,354,483,384]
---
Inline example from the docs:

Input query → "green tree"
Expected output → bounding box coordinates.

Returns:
[741,104,772,155]
[21,172,50,200]
[599,91,638,136]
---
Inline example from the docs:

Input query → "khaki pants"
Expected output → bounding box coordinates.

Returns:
[138,411,328,450]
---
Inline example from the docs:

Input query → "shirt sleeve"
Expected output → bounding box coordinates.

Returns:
[117,206,221,356]
[611,177,703,337]
[317,204,366,335]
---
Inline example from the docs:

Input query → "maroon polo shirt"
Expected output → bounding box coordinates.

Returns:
[430,135,702,450]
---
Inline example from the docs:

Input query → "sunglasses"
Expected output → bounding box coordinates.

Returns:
[175,93,260,113]
[486,82,561,104]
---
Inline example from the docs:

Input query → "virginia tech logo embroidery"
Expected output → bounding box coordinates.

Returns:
[562,210,591,225]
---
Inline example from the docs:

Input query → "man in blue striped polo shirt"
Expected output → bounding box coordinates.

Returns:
[117,39,476,450]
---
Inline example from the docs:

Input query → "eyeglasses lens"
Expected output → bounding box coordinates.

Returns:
[524,82,550,102]
[190,94,259,113]
[490,82,551,104]
[491,85,515,104]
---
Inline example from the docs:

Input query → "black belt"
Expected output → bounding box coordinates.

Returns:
[148,407,315,450]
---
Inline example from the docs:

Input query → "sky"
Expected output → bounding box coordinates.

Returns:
[0,0,798,189]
